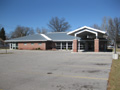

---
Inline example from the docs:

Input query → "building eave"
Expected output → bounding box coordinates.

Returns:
[5,40,50,43]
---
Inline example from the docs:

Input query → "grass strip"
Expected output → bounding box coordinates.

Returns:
[107,55,120,90]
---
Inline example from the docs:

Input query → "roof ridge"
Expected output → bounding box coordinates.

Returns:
[41,34,52,40]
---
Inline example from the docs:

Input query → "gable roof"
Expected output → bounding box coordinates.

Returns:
[67,26,106,35]
[5,26,106,43]
[45,32,80,41]
[5,34,48,42]
[5,32,79,42]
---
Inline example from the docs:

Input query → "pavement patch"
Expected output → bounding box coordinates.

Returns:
[95,63,108,65]
[82,70,100,73]
[47,72,53,74]
[81,85,94,89]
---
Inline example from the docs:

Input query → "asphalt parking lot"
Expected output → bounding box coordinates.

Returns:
[0,50,112,90]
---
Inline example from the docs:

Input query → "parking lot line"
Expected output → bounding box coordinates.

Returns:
[16,70,108,80]
[65,65,110,70]
[71,61,112,64]
[53,74,108,80]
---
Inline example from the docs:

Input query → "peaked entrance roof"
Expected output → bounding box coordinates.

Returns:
[67,26,106,35]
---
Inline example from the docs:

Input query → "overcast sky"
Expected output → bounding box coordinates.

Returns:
[0,0,120,33]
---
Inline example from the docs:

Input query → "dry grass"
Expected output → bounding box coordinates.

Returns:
[112,48,120,53]
[107,55,120,90]
[117,49,120,52]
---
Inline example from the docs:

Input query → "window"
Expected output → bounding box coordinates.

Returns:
[80,42,85,50]
[31,43,34,45]
[55,42,61,49]
[68,42,72,50]
[62,42,66,49]
[10,43,18,49]
[24,43,27,45]
[39,43,42,45]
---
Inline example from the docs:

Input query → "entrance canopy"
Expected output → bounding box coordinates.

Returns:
[67,26,106,39]
[68,26,107,52]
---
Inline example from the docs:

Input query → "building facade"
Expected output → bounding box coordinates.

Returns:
[5,26,107,52]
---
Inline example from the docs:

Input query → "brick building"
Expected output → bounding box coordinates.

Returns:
[5,26,107,52]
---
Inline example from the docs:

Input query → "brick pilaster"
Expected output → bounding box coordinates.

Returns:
[73,39,78,52]
[94,39,99,52]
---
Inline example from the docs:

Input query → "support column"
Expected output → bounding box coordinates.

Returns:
[73,39,78,52]
[78,42,80,50]
[94,39,99,52]
[15,43,16,49]
[9,43,11,49]
[66,42,68,50]
[61,42,62,50]
[11,43,13,49]
[79,42,81,49]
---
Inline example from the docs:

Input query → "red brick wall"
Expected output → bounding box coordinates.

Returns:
[18,42,46,50]
[73,39,78,52]
[94,39,99,52]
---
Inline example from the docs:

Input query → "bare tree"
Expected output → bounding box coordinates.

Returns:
[114,17,120,43]
[10,26,35,38]
[29,28,35,35]
[36,27,41,34]
[41,28,47,34]
[100,17,120,48]
[92,24,101,30]
[106,17,120,43]
[101,17,108,32]
[92,17,120,46]
[48,17,71,32]
[107,17,120,53]
[36,27,47,34]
